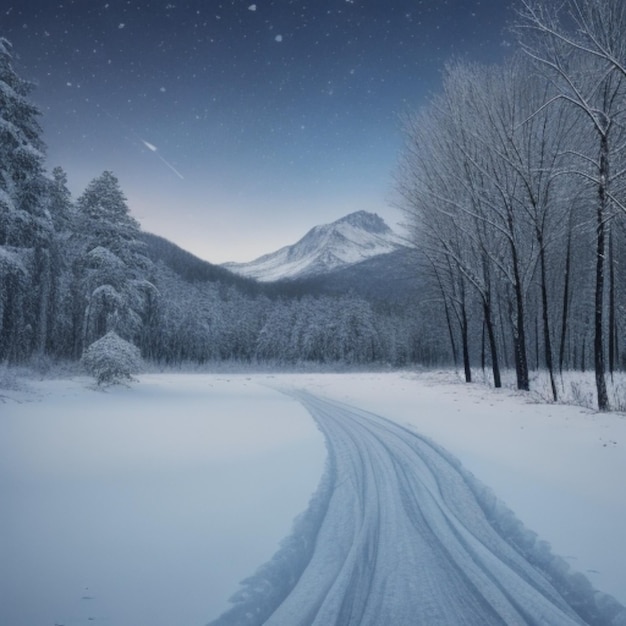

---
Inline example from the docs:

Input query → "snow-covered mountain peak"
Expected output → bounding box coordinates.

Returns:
[223,211,406,282]
[335,210,390,233]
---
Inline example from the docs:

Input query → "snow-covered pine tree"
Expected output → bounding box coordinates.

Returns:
[0,37,53,362]
[73,171,157,354]
[0,38,48,248]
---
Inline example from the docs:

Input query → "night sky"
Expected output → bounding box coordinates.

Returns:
[3,0,514,263]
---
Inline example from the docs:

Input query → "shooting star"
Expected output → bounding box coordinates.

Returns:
[141,139,158,152]
[88,100,186,180]
[140,137,185,180]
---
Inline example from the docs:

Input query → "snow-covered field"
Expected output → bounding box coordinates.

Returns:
[1,371,625,625]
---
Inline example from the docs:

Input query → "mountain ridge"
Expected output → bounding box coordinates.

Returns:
[222,210,408,282]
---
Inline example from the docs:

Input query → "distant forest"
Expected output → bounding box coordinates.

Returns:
[2,0,626,411]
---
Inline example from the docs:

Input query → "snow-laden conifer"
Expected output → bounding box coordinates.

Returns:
[81,330,142,385]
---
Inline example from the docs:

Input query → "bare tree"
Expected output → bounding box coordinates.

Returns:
[515,0,626,410]
[396,82,505,387]
[434,61,541,392]
[472,57,578,401]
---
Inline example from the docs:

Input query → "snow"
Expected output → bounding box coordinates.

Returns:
[280,371,626,607]
[1,371,625,625]
[0,245,28,275]
[0,375,325,626]
[223,210,406,282]
[86,245,124,268]
[220,390,617,624]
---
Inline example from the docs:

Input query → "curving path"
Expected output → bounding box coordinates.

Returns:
[209,390,625,626]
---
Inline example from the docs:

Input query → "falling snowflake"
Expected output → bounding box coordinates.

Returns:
[248,4,257,11]
[118,23,125,29]
[275,34,283,42]
[160,86,167,92]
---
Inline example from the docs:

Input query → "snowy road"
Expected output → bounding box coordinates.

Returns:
[211,390,625,626]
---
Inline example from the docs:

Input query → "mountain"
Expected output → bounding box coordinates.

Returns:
[139,231,264,295]
[222,211,408,282]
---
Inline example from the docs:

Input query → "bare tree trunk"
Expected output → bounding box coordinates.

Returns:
[559,213,573,374]
[608,228,616,381]
[443,295,459,369]
[499,298,511,370]
[460,285,472,383]
[595,134,609,411]
[538,234,558,400]
[483,298,502,388]
[535,314,540,371]
[511,242,530,391]
[481,319,486,375]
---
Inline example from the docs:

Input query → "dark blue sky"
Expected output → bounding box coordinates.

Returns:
[4,0,514,262]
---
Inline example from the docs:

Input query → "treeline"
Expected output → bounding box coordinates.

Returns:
[0,37,438,370]
[396,0,626,409]
[148,268,431,366]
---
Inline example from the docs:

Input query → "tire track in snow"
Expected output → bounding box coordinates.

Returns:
[208,390,626,626]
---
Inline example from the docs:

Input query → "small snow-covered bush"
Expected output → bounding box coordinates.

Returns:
[81,331,142,386]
